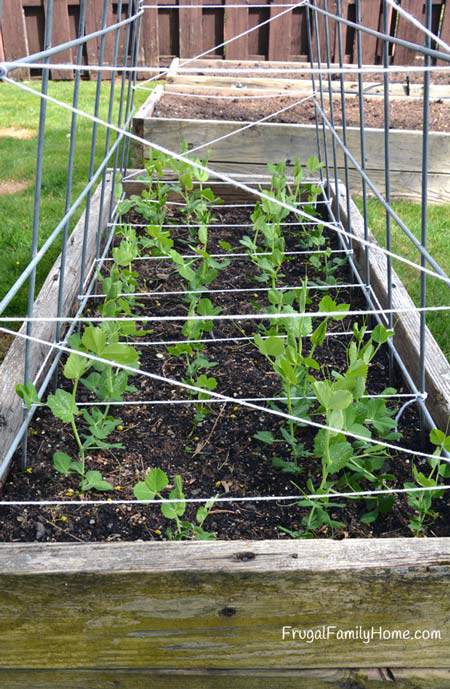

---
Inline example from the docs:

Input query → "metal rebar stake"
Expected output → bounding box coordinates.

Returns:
[419,0,432,434]
[78,0,110,294]
[21,0,54,469]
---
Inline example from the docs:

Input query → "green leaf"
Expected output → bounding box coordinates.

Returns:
[430,428,446,447]
[80,470,113,492]
[371,324,394,345]
[328,440,354,473]
[134,481,155,501]
[254,335,285,358]
[63,353,91,381]
[16,382,40,409]
[47,389,78,424]
[329,389,353,411]
[145,467,169,494]
[82,325,107,356]
[102,343,140,368]
[53,451,73,476]
[254,430,276,444]
[198,225,208,245]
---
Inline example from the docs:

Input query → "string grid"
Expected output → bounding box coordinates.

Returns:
[0,0,448,529]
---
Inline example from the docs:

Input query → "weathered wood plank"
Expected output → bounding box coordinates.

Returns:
[132,84,165,166]
[167,73,450,99]
[0,0,29,79]
[331,182,450,430]
[179,0,203,58]
[141,117,450,175]
[438,0,450,65]
[1,667,450,689]
[44,0,73,80]
[353,0,381,63]
[85,0,114,79]
[141,0,160,69]
[393,0,425,65]
[0,179,113,475]
[268,2,292,61]
[0,539,449,669]
[224,0,248,59]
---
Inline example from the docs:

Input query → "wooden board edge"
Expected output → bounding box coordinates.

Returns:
[0,667,449,689]
[0,537,449,575]
[330,182,450,430]
[0,178,114,477]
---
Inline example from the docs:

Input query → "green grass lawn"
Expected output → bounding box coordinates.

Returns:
[0,80,146,324]
[355,197,450,358]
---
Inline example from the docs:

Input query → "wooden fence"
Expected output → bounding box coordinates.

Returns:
[0,0,449,78]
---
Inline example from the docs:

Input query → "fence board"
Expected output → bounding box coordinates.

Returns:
[141,0,160,69]
[438,0,450,64]
[85,0,115,79]
[393,0,426,65]
[0,0,30,79]
[179,0,203,58]
[268,2,292,61]
[224,0,248,59]
[354,0,381,63]
[45,0,73,79]
[1,0,450,78]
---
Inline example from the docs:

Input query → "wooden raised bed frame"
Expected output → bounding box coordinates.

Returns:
[0,159,449,685]
[134,73,450,203]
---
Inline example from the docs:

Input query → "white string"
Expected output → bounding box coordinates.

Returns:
[386,0,450,55]
[0,484,449,508]
[3,75,448,287]
[98,248,344,263]
[28,392,417,409]
[1,324,446,464]
[124,329,374,346]
[2,305,448,325]
[8,62,450,77]
[107,221,329,228]
[79,283,360,300]
[187,92,317,154]
[142,3,300,7]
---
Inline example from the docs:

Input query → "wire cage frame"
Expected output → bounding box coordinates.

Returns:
[0,0,448,517]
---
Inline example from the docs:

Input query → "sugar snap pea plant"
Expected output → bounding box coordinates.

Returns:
[253,283,350,474]
[17,325,140,492]
[405,428,450,535]
[133,468,217,540]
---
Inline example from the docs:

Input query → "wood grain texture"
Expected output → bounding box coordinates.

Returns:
[141,117,450,175]
[1,668,450,689]
[0,539,449,669]
[132,84,165,165]
[179,0,203,58]
[0,0,29,79]
[0,179,113,476]
[353,0,381,63]
[45,0,73,80]
[224,0,248,59]
[331,182,450,430]
[141,0,160,69]
[268,3,292,61]
[393,0,425,65]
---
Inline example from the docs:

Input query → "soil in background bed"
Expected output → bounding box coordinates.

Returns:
[1,204,449,543]
[155,94,450,132]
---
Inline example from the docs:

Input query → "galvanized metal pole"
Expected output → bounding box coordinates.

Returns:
[21,0,55,468]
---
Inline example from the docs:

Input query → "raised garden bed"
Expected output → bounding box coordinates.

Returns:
[0,147,449,685]
[134,75,450,202]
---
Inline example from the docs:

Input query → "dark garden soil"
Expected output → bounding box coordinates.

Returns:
[155,93,450,131]
[1,202,449,543]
